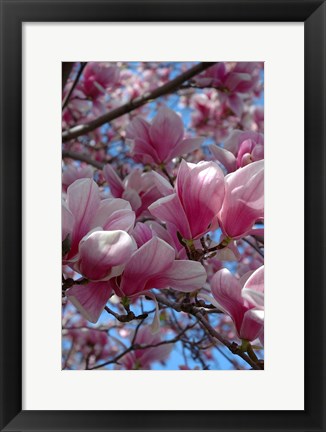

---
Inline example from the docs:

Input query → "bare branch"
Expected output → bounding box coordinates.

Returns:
[62,62,74,91]
[62,62,216,142]
[89,325,193,370]
[104,305,149,323]
[62,62,87,111]
[155,293,262,370]
[243,236,264,258]
[62,150,104,169]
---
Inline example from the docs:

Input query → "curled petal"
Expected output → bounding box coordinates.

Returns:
[120,237,176,296]
[219,160,264,239]
[176,160,225,238]
[132,222,153,247]
[78,230,135,281]
[211,269,247,334]
[151,171,174,196]
[126,117,159,164]
[240,309,264,341]
[170,137,204,159]
[242,266,264,308]
[103,164,124,198]
[92,198,135,233]
[122,189,142,212]
[67,281,112,323]
[149,107,184,161]
[66,179,101,257]
[156,260,207,293]
[224,130,264,155]
[149,193,192,240]
[126,116,151,143]
[228,93,244,118]
[209,144,236,173]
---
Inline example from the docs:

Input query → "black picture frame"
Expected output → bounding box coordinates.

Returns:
[1,1,325,431]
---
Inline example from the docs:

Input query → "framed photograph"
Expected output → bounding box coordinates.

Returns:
[1,0,325,431]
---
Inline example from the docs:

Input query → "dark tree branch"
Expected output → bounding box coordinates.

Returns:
[62,62,216,142]
[104,305,149,323]
[62,150,104,169]
[155,293,262,370]
[62,62,87,111]
[62,62,75,91]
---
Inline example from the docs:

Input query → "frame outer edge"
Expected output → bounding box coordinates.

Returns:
[304,2,326,430]
[0,0,23,431]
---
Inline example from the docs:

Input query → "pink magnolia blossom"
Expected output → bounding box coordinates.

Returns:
[65,327,111,363]
[132,222,154,248]
[119,326,173,370]
[67,235,206,323]
[195,63,260,117]
[211,266,264,341]
[188,90,240,143]
[125,106,204,165]
[114,236,207,297]
[63,178,135,259]
[210,130,264,173]
[66,281,113,323]
[102,165,162,218]
[74,229,135,281]
[236,138,264,168]
[218,160,264,239]
[242,266,264,311]
[224,130,264,156]
[81,62,120,100]
[242,106,264,132]
[62,63,120,122]
[149,159,225,240]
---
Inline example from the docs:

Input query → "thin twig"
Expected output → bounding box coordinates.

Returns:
[62,62,75,91]
[62,62,87,111]
[155,293,262,370]
[131,318,147,345]
[89,325,193,370]
[104,305,149,323]
[243,236,264,258]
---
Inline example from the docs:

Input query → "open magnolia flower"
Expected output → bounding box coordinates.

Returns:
[80,62,120,100]
[149,159,225,240]
[74,229,136,281]
[114,236,207,297]
[210,266,264,342]
[195,62,260,117]
[102,165,163,218]
[210,130,264,173]
[62,178,135,259]
[66,235,207,324]
[126,106,204,165]
[218,160,264,239]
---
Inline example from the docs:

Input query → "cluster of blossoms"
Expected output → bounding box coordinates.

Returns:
[62,62,264,370]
